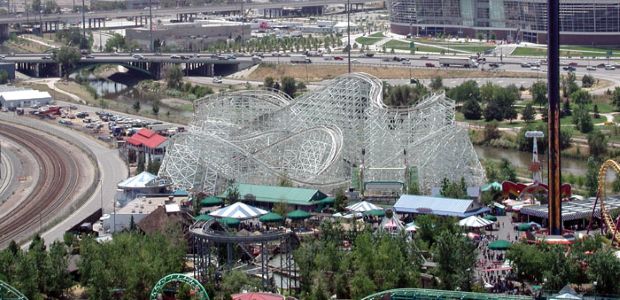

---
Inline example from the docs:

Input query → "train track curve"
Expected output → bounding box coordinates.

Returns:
[0,122,81,246]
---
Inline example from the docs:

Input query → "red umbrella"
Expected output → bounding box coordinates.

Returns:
[232,293,284,300]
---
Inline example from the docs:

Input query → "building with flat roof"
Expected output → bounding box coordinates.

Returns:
[393,194,489,217]
[125,19,251,51]
[0,89,52,108]
[388,0,620,45]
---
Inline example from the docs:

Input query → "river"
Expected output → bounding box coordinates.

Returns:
[474,145,587,176]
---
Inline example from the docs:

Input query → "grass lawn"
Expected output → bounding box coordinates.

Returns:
[369,32,385,38]
[512,46,620,57]
[614,114,620,123]
[385,40,443,53]
[446,45,495,53]
[355,36,383,45]
[561,45,620,54]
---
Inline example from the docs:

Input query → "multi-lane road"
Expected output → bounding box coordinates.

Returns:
[0,0,379,24]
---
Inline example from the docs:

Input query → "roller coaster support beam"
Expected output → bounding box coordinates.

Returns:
[547,0,562,235]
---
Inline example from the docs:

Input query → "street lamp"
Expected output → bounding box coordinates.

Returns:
[593,281,597,299]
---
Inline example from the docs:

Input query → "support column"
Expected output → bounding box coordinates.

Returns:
[547,0,562,235]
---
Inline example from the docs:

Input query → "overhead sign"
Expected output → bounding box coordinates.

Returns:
[525,131,544,138]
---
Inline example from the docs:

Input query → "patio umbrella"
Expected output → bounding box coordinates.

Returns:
[346,201,381,212]
[209,202,268,220]
[194,214,214,222]
[200,196,222,207]
[458,216,494,228]
[287,209,311,220]
[232,292,284,300]
[405,222,418,232]
[259,212,284,223]
[488,239,512,250]
[364,209,385,217]
[217,217,240,227]
[517,223,533,231]
[483,215,497,221]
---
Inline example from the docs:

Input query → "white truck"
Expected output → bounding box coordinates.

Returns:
[438,57,478,68]
[290,54,312,64]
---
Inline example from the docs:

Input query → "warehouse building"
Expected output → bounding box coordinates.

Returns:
[0,89,52,108]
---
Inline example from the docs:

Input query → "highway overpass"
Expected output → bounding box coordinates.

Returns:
[2,53,256,78]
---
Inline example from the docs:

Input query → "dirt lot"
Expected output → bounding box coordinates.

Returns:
[246,64,544,82]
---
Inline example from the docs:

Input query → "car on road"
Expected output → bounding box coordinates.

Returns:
[334,56,344,61]
[0,55,5,59]
[530,66,540,71]
[84,54,95,59]
[488,63,500,68]
[351,59,360,64]
[212,77,223,83]
[323,56,334,61]
[586,65,597,71]
[401,60,411,65]
[568,62,578,67]
[520,62,530,68]
[170,55,180,59]
[419,55,429,59]
[563,66,576,72]
[597,63,607,68]
[42,55,52,60]
[59,119,73,125]
[180,55,190,60]
[393,56,403,62]
[132,54,145,60]
[425,62,436,68]
[605,64,616,70]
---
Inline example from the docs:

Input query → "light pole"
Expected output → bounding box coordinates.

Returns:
[81,0,86,48]
[347,0,351,73]
[149,0,153,52]
[99,179,103,213]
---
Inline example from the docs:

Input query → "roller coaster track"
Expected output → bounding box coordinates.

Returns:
[0,122,80,246]
[596,159,620,246]
[0,279,27,300]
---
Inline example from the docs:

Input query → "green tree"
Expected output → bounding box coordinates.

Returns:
[573,104,594,133]
[433,230,476,291]
[281,76,297,98]
[588,249,620,295]
[530,81,548,107]
[263,76,275,89]
[587,129,607,159]
[612,87,620,110]
[55,46,81,78]
[165,65,184,89]
[147,160,161,174]
[582,74,595,88]
[521,103,535,123]
[220,270,261,295]
[132,100,141,113]
[447,80,480,103]
[570,89,592,106]
[31,0,42,12]
[225,180,240,204]
[333,189,348,212]
[585,156,600,197]
[151,99,160,116]
[430,76,443,91]
[104,33,127,52]
[499,158,517,182]
[136,153,145,173]
[0,70,8,84]
[278,173,293,187]
[45,241,71,298]
[462,99,481,120]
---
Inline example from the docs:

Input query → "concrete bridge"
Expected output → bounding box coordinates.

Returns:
[0,0,382,39]
[3,53,256,79]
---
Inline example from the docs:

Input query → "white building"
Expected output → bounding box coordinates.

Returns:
[100,195,186,233]
[0,90,52,108]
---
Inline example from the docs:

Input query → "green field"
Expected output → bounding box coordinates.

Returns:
[355,36,383,45]
[369,32,385,38]
[512,46,620,57]
[384,40,443,53]
[448,45,495,53]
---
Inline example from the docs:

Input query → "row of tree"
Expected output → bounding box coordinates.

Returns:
[0,228,186,300]
[263,76,306,98]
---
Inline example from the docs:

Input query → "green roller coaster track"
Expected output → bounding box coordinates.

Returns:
[361,288,531,300]
[0,280,28,300]
[150,273,209,300]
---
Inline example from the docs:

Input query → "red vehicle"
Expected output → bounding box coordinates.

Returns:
[334,56,344,61]
[568,62,578,67]
[425,62,436,68]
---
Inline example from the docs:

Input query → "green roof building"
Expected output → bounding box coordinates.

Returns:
[220,184,334,211]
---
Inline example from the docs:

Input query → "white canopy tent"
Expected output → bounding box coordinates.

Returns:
[209,202,268,220]
[457,215,494,228]
[346,201,381,212]
[117,171,159,189]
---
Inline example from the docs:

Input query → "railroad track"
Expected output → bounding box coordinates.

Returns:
[0,122,81,246]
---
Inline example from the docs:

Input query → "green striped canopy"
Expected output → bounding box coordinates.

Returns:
[488,240,512,250]
[200,196,223,207]
[287,209,311,220]
[259,212,284,223]
[483,215,498,221]
[194,214,214,222]
[218,217,240,226]
[364,209,385,217]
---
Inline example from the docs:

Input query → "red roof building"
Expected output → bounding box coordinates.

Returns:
[124,128,168,164]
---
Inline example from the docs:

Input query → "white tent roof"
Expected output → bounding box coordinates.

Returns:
[209,202,268,220]
[117,171,158,189]
[458,215,494,228]
[346,201,381,212]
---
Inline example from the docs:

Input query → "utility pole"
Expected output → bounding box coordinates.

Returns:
[99,179,103,213]
[81,0,86,48]
[149,0,153,52]
[347,0,351,73]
